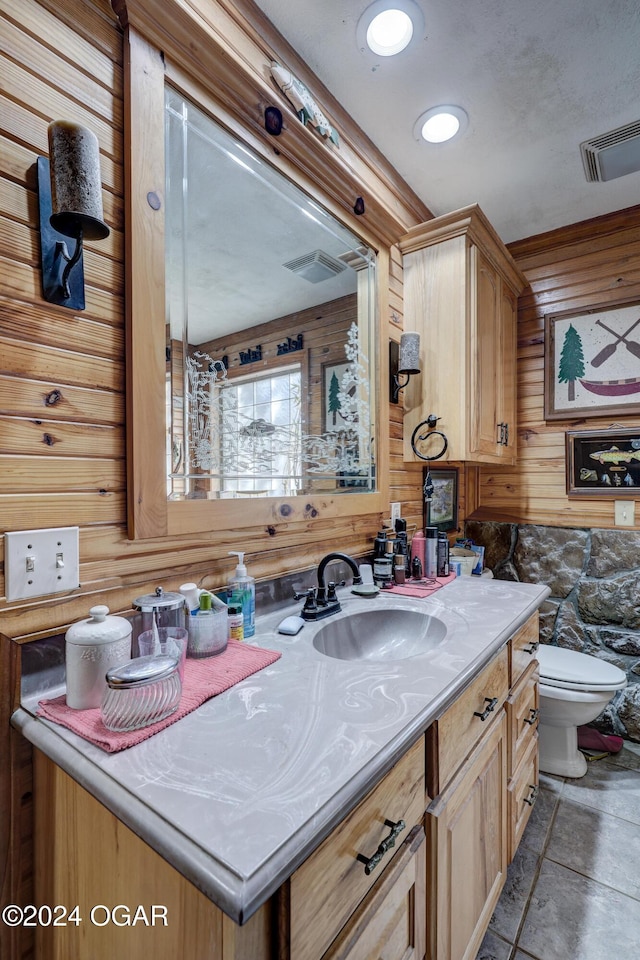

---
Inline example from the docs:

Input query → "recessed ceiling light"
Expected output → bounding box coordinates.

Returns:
[414,106,469,143]
[357,1,425,58]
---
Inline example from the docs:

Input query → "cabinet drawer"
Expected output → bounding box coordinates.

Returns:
[430,645,509,792]
[322,825,426,960]
[509,613,540,686]
[508,732,539,861]
[286,738,426,960]
[506,660,539,778]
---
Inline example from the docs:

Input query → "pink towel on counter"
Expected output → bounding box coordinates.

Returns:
[386,573,456,599]
[36,640,281,754]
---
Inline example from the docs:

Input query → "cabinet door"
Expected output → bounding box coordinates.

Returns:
[469,249,502,461]
[427,714,507,960]
[286,738,426,960]
[498,280,518,464]
[322,826,426,960]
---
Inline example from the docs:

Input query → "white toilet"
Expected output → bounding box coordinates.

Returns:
[536,645,627,778]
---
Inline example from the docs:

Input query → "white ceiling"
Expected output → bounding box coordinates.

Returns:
[252,0,640,244]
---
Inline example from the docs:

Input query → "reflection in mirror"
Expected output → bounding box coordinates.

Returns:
[165,87,378,501]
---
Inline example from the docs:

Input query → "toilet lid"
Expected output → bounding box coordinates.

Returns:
[536,644,626,688]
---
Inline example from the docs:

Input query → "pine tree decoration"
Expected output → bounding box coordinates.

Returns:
[558,324,585,401]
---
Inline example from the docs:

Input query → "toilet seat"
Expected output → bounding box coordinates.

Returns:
[537,644,627,692]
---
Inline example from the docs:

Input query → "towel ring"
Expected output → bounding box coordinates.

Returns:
[411,422,448,461]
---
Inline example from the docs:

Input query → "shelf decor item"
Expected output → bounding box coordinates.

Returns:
[566,426,640,496]
[545,297,640,420]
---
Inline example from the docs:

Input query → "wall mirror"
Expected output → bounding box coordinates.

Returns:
[165,87,378,505]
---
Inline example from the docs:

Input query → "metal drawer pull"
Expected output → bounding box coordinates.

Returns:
[524,641,539,655]
[524,784,539,807]
[473,696,498,721]
[357,818,406,875]
[523,707,540,726]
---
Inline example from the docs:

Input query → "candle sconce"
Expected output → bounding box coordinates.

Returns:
[390,332,421,403]
[37,121,110,311]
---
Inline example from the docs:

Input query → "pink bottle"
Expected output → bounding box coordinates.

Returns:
[410,530,426,576]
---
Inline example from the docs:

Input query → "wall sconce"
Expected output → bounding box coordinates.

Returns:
[390,332,421,403]
[37,121,110,311]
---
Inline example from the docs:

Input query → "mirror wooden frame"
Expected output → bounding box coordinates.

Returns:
[118,0,428,540]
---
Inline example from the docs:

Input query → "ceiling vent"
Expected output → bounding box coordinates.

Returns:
[580,120,640,182]
[282,249,348,283]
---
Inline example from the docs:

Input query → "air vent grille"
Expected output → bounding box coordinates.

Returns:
[580,120,640,182]
[282,249,348,283]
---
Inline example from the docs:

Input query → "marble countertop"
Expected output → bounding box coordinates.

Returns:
[12,575,549,923]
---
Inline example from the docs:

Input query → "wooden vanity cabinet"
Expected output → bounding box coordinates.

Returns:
[280,737,427,960]
[399,205,526,466]
[31,615,541,960]
[424,612,541,960]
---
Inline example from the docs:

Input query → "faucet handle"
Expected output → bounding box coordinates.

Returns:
[293,587,315,601]
[326,580,340,602]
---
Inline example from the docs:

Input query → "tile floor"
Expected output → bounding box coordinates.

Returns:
[475,740,640,960]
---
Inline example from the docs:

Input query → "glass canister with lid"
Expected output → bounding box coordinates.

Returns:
[131,586,187,652]
[65,605,132,709]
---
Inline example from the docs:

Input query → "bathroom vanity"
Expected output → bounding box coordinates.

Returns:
[13,576,549,960]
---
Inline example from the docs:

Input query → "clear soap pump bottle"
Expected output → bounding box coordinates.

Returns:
[227,552,256,638]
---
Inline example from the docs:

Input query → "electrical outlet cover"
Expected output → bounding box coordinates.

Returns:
[390,502,401,523]
[5,527,80,602]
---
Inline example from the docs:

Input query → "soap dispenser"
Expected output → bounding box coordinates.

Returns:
[227,552,256,638]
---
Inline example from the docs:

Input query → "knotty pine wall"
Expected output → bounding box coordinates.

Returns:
[474,205,640,527]
[0,0,430,645]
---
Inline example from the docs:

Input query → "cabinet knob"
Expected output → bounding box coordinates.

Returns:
[356,818,406,875]
[473,696,499,721]
[524,784,539,807]
[497,422,509,445]
[523,640,540,655]
[523,707,540,726]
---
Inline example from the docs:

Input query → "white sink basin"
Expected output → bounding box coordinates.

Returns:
[312,608,447,661]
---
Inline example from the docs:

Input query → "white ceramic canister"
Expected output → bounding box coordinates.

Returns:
[65,605,132,709]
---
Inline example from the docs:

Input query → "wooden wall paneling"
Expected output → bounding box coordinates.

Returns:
[0,300,125,359]
[0,633,35,960]
[472,204,640,528]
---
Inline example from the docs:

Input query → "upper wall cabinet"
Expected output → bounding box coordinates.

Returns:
[399,205,526,466]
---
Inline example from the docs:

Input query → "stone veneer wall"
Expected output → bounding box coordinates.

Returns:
[465,521,640,742]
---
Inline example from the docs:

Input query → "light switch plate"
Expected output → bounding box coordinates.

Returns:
[614,500,635,527]
[5,527,80,601]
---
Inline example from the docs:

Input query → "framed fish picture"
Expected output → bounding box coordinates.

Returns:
[566,427,640,496]
[545,297,640,420]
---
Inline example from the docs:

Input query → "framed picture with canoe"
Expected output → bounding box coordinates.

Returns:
[566,427,640,496]
[545,298,640,420]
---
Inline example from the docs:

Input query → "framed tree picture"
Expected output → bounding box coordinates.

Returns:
[545,297,640,420]
[424,468,458,532]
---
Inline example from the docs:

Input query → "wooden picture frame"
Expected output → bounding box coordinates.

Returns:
[424,468,458,532]
[544,297,640,420]
[566,427,640,497]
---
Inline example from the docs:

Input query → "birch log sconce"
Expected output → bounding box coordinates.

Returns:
[37,120,110,310]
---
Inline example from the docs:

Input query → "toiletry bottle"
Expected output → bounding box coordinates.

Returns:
[227,552,255,638]
[393,554,406,584]
[411,530,426,573]
[373,528,389,559]
[179,582,201,616]
[437,534,450,577]
[425,527,438,578]
[227,604,244,641]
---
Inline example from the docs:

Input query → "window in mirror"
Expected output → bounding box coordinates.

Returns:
[165,87,378,501]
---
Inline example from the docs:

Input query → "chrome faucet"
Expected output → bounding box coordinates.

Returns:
[297,552,363,621]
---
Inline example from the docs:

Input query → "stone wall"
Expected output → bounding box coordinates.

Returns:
[465,521,640,741]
